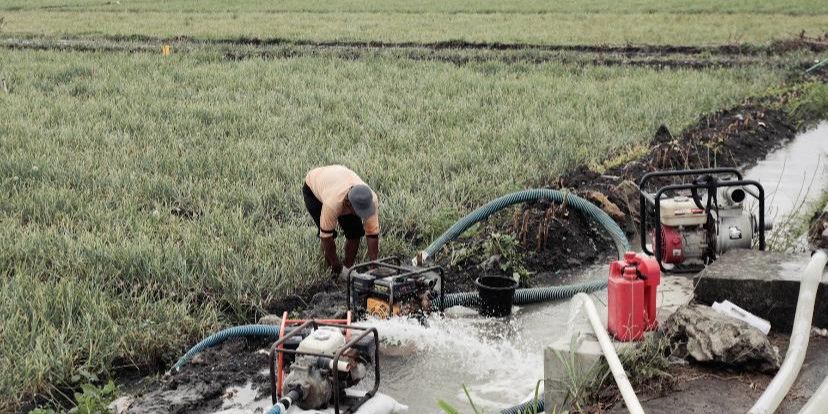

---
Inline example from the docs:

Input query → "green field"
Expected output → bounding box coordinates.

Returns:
[2,0,827,45]
[3,0,828,14]
[0,0,825,411]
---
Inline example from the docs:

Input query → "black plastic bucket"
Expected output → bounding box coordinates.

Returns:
[474,276,518,317]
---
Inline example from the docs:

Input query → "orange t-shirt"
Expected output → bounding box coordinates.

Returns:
[305,165,380,238]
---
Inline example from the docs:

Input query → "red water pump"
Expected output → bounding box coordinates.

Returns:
[608,252,660,341]
[639,168,767,273]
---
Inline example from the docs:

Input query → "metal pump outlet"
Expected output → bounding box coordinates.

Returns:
[270,317,380,414]
[639,168,770,272]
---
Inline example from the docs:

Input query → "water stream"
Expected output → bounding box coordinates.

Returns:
[744,122,828,232]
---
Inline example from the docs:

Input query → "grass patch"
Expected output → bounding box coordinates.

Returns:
[788,82,828,128]
[553,333,674,411]
[3,0,828,15]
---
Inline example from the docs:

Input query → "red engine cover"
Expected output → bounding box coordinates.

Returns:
[659,225,685,264]
[608,252,661,341]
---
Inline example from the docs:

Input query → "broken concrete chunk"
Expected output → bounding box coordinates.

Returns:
[665,304,781,373]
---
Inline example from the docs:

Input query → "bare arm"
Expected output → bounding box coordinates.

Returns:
[321,237,342,274]
[366,235,379,262]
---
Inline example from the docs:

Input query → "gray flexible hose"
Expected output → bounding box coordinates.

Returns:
[500,398,544,414]
[171,324,281,372]
[427,189,630,310]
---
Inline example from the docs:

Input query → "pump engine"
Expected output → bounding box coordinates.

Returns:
[270,317,380,413]
[639,168,769,272]
[347,257,445,319]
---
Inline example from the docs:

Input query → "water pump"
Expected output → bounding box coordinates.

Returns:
[269,317,380,414]
[639,168,768,272]
[347,257,444,320]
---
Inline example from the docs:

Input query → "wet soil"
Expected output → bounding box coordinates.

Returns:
[437,203,616,294]
[601,335,828,414]
[124,339,272,414]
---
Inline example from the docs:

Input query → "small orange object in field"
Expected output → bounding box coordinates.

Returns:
[161,44,171,56]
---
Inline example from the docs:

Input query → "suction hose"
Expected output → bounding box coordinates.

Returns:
[500,398,544,414]
[171,324,281,373]
[425,189,630,309]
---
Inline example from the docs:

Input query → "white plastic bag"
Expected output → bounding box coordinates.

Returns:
[712,300,771,335]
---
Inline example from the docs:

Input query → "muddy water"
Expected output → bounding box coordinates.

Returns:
[743,122,828,227]
[358,265,607,413]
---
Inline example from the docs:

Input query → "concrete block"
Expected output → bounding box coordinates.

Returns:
[543,295,645,411]
[694,249,828,333]
[544,333,604,412]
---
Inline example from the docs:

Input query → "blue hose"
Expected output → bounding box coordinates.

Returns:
[171,324,281,372]
[429,189,630,310]
[265,406,281,414]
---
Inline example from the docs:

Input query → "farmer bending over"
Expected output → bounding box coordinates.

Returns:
[303,165,380,279]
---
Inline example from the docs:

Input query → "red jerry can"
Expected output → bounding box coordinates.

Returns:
[608,264,645,341]
[608,252,661,341]
[637,253,661,330]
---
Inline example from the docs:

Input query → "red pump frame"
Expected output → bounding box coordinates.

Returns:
[275,311,353,397]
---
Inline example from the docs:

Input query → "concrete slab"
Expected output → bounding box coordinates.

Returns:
[656,275,695,324]
[544,333,605,412]
[694,250,828,333]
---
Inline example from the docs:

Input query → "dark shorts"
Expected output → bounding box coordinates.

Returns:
[302,183,365,240]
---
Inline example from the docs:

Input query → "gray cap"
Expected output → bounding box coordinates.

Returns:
[348,184,376,219]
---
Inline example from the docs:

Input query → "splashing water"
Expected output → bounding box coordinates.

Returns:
[356,265,608,413]
[359,314,541,412]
